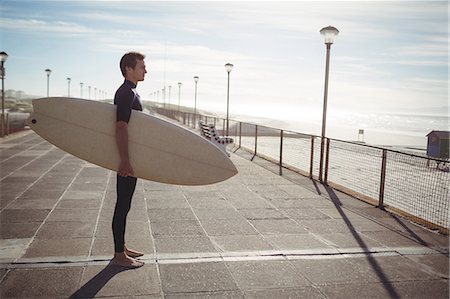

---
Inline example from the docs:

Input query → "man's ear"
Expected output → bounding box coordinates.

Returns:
[125,66,133,75]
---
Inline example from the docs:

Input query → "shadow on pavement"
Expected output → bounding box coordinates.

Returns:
[68,263,130,299]
[324,185,401,298]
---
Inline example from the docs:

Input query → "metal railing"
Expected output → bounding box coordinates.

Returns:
[155,107,449,234]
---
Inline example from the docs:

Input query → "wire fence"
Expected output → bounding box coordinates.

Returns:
[155,107,449,234]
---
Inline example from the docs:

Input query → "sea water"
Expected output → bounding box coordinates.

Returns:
[229,110,449,152]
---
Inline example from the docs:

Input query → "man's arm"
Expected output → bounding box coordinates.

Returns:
[116,121,134,177]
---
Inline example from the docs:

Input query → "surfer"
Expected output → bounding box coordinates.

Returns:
[111,52,147,268]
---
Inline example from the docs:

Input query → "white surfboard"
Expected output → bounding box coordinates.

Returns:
[27,97,238,185]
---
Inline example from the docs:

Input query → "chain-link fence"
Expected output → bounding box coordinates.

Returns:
[154,107,449,234]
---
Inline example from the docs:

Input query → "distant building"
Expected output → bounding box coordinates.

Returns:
[426,131,450,159]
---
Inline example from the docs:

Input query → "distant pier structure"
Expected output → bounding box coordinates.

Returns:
[357,129,364,143]
[426,130,449,159]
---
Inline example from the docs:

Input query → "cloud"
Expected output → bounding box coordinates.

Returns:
[0,17,97,35]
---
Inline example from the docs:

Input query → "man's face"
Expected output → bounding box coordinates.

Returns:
[127,59,147,82]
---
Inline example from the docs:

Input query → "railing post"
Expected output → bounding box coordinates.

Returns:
[239,122,242,149]
[309,136,315,178]
[279,130,284,175]
[251,125,258,161]
[324,138,330,184]
[223,119,226,136]
[379,149,387,209]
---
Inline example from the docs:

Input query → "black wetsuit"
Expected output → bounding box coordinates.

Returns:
[112,80,143,253]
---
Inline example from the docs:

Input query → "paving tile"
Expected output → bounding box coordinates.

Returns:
[320,279,449,299]
[159,262,238,293]
[226,197,274,209]
[148,208,197,222]
[154,236,217,253]
[319,232,385,249]
[249,219,308,235]
[0,267,83,298]
[62,190,105,200]
[362,231,425,247]
[188,197,233,209]
[147,197,190,209]
[211,235,275,252]
[297,219,351,234]
[406,254,449,278]
[165,290,244,298]
[244,286,326,299]
[349,255,440,282]
[151,220,205,237]
[71,264,161,298]
[46,208,99,223]
[56,198,102,209]
[238,208,288,220]
[194,208,245,220]
[6,198,59,209]
[291,257,380,285]
[36,221,95,239]
[0,222,41,239]
[226,260,310,290]
[201,219,258,236]
[22,238,92,258]
[279,208,331,220]
[17,189,64,201]
[264,233,330,250]
[0,209,50,223]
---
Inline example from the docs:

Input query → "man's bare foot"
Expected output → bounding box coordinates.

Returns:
[124,245,144,258]
[111,252,144,268]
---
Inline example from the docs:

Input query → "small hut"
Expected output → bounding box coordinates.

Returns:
[426,131,450,159]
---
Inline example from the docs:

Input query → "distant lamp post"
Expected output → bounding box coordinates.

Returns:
[45,69,52,98]
[225,63,233,136]
[67,77,71,97]
[193,76,199,115]
[80,82,84,98]
[168,85,172,107]
[318,25,339,182]
[1,51,8,137]
[88,86,91,99]
[177,82,182,112]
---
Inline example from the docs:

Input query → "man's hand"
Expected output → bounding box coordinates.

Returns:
[118,159,134,177]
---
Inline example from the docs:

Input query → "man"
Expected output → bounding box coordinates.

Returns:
[111,52,147,268]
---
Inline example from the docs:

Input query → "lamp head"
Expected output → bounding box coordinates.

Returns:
[193,76,199,83]
[320,26,339,45]
[225,63,234,73]
[0,52,8,63]
[45,69,52,76]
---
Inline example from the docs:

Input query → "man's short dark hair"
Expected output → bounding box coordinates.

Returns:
[120,52,146,77]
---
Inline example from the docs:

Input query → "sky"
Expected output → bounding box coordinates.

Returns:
[1,0,448,123]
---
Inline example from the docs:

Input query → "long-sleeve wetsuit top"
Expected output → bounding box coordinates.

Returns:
[114,80,143,123]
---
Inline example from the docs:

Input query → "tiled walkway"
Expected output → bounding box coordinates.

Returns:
[0,130,448,298]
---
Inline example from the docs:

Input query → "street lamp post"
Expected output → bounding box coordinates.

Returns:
[177,82,182,112]
[80,82,84,98]
[193,76,199,128]
[318,25,339,182]
[45,69,52,98]
[168,85,172,108]
[0,51,8,137]
[67,77,71,97]
[225,63,233,136]
[193,76,199,115]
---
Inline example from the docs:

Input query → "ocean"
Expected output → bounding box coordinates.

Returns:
[227,111,449,152]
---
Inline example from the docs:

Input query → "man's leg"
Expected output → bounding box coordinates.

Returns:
[111,175,143,267]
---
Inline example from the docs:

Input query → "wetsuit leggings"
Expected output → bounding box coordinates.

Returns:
[112,174,137,253]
